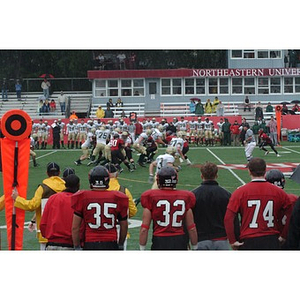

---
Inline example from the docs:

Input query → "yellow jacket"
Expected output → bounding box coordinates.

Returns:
[0,195,4,211]
[96,107,105,119]
[107,177,137,218]
[14,176,66,243]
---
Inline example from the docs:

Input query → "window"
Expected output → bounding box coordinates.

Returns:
[94,79,145,97]
[270,77,281,94]
[258,77,269,94]
[208,78,218,94]
[208,78,229,94]
[231,50,242,58]
[243,50,255,58]
[295,77,300,93]
[94,80,106,97]
[219,78,229,94]
[244,77,255,94]
[284,77,294,93]
[108,80,119,97]
[231,50,282,59]
[185,78,195,94]
[232,78,243,94]
[161,78,182,95]
[195,78,205,94]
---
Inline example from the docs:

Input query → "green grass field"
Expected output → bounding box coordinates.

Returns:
[1,142,300,250]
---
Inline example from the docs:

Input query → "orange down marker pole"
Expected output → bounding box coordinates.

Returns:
[275,105,282,143]
[1,110,32,250]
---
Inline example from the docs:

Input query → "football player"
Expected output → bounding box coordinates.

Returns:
[224,158,293,250]
[258,128,280,157]
[148,146,177,189]
[139,166,198,250]
[74,129,96,165]
[71,166,129,250]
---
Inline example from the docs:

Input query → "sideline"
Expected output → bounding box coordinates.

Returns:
[206,148,246,186]
[281,146,300,155]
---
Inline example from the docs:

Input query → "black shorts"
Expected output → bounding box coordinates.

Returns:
[84,241,119,250]
[151,234,188,250]
[239,234,280,250]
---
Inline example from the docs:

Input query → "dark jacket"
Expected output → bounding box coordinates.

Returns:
[192,180,240,241]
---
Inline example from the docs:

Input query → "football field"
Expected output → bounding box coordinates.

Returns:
[0,142,300,250]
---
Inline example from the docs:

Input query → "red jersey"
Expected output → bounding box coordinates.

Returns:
[40,191,75,245]
[227,180,292,240]
[260,132,272,144]
[141,189,196,237]
[71,190,128,243]
[110,138,124,151]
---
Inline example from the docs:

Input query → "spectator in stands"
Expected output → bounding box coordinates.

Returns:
[95,53,105,70]
[292,103,300,113]
[244,96,251,112]
[194,99,204,116]
[116,97,124,108]
[107,98,114,108]
[216,101,224,116]
[212,96,220,113]
[189,99,195,114]
[41,78,51,99]
[38,99,44,115]
[104,106,114,118]
[15,79,22,101]
[42,99,50,114]
[281,103,289,115]
[117,52,126,69]
[266,102,274,112]
[2,78,8,101]
[57,91,67,115]
[120,110,126,118]
[95,105,105,119]
[255,101,264,121]
[204,99,213,114]
[129,52,137,69]
[50,99,56,112]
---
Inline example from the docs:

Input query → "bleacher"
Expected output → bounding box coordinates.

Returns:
[0,91,92,120]
[89,102,145,119]
[160,102,239,117]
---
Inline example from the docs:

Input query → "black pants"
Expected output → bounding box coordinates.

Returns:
[151,234,188,250]
[84,241,119,250]
[239,234,280,250]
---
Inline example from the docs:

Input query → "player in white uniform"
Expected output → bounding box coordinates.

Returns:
[66,120,76,149]
[188,117,197,144]
[148,146,176,189]
[195,117,204,146]
[33,119,45,149]
[76,119,88,149]
[30,134,39,167]
[169,133,186,167]
[88,126,111,165]
[74,130,96,165]
[203,118,214,146]
[216,118,224,146]
[133,129,152,167]
[176,117,188,132]
[41,121,51,149]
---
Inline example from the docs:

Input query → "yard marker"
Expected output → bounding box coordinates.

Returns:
[206,148,246,185]
[1,110,32,250]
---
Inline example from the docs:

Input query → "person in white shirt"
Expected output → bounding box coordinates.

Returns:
[57,91,67,114]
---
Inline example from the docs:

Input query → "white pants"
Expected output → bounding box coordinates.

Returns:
[245,141,256,162]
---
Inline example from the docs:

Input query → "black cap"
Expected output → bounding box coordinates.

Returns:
[47,162,60,173]
[63,167,75,179]
[64,174,80,189]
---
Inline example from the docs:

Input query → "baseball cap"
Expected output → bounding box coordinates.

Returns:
[47,162,60,173]
[62,167,75,179]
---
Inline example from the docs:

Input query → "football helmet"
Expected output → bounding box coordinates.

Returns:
[165,146,176,156]
[157,166,178,188]
[265,169,285,189]
[88,166,110,188]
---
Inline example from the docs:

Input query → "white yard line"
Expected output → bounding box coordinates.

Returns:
[281,146,300,155]
[206,148,246,186]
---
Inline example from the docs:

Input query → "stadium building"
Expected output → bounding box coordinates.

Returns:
[88,50,300,114]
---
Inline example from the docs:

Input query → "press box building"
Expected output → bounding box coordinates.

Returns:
[87,50,300,114]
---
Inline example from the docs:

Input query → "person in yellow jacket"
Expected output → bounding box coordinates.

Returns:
[104,162,137,250]
[11,162,66,250]
[95,105,105,119]
[204,99,213,114]
[0,195,4,211]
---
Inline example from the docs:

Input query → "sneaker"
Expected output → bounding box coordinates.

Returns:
[138,162,146,167]
[87,160,96,166]
[34,163,39,167]
[264,151,269,156]
[129,168,134,172]
[277,154,281,157]
[74,160,81,165]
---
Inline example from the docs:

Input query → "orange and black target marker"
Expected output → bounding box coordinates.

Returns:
[0,110,32,250]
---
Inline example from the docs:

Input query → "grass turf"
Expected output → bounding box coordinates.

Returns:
[0,142,300,250]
